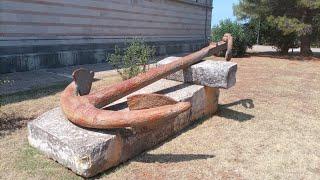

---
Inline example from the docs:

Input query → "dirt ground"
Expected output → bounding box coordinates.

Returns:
[0,54,320,179]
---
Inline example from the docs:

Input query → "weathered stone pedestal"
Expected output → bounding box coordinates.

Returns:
[28,59,237,177]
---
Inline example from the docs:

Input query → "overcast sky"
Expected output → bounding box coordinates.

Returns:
[211,0,239,27]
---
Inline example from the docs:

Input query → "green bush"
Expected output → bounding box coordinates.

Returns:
[212,19,254,57]
[107,38,155,80]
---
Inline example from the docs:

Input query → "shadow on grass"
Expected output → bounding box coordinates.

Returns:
[134,153,215,163]
[218,99,255,122]
[0,83,68,137]
[96,98,255,178]
[95,113,217,178]
[0,113,30,138]
[0,82,67,106]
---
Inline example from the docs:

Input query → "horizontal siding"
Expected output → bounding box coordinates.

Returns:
[0,24,203,36]
[0,8,209,26]
[0,12,205,30]
[105,0,208,16]
[0,0,212,42]
[2,0,206,21]
[0,0,211,36]
[0,0,212,73]
[0,36,205,47]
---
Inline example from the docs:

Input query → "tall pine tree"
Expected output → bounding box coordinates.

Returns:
[234,0,320,55]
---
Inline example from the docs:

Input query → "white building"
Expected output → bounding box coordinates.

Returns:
[0,0,212,73]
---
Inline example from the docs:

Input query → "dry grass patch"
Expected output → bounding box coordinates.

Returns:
[0,74,121,179]
[102,56,320,179]
[0,75,121,137]
[0,128,81,180]
[1,56,320,179]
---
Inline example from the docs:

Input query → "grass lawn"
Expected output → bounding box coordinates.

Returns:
[0,75,122,180]
[1,55,320,179]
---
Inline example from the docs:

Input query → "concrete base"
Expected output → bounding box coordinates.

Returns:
[28,79,219,177]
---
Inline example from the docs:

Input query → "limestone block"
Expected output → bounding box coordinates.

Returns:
[28,108,120,177]
[157,57,237,89]
[28,79,219,177]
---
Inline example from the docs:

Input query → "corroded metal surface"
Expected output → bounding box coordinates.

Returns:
[127,93,178,110]
[72,68,94,96]
[60,34,233,129]
[223,33,233,61]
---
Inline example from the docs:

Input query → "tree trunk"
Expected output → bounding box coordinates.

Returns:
[278,44,289,55]
[300,35,313,56]
[300,9,313,56]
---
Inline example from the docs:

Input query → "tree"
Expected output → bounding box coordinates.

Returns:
[234,0,320,56]
[246,19,299,54]
[212,19,255,57]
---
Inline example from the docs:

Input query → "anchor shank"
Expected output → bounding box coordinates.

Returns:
[88,41,227,108]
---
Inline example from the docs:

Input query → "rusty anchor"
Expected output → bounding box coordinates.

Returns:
[60,34,233,129]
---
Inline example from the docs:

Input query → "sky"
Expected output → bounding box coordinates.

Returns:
[211,0,239,27]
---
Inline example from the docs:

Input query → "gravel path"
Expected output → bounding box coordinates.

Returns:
[248,45,320,53]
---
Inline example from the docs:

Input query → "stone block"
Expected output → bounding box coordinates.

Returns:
[28,79,219,177]
[157,57,237,89]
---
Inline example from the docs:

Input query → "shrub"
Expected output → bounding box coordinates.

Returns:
[107,38,156,80]
[212,19,254,57]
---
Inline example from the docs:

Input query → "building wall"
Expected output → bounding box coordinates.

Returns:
[0,0,212,73]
